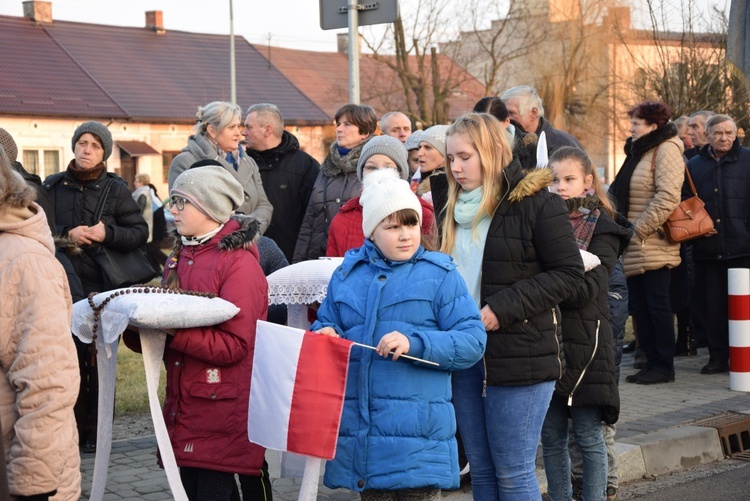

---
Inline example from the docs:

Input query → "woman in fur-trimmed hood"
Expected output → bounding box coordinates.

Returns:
[440,114,584,500]
[0,146,81,501]
[126,165,269,500]
[292,104,377,262]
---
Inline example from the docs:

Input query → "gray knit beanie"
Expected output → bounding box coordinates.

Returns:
[404,130,425,152]
[72,121,113,161]
[360,169,422,238]
[419,125,450,158]
[171,165,244,223]
[0,128,18,162]
[356,135,410,181]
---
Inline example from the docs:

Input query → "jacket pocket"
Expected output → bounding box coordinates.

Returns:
[186,382,240,433]
[189,382,239,401]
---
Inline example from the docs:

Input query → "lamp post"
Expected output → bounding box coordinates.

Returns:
[229,0,236,105]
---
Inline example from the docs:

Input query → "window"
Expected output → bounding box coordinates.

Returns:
[22,149,61,178]
[162,151,180,182]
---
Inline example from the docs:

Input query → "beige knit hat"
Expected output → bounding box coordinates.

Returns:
[360,169,422,237]
[171,166,244,223]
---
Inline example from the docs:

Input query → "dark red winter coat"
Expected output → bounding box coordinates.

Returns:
[325,195,437,257]
[163,217,268,475]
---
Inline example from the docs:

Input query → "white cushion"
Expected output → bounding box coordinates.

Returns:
[72,288,240,345]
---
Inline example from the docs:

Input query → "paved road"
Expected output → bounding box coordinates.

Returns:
[618,459,750,500]
[81,348,750,500]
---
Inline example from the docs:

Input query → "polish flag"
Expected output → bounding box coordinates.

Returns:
[248,320,353,460]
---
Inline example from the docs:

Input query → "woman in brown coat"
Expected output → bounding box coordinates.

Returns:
[609,101,684,384]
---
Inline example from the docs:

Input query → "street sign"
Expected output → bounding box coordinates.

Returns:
[319,0,398,30]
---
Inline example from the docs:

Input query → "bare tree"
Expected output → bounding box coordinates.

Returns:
[443,1,548,95]
[360,0,545,126]
[618,0,749,129]
[359,0,462,126]
[533,0,618,137]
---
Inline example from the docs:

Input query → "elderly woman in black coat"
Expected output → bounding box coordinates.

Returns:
[44,121,148,453]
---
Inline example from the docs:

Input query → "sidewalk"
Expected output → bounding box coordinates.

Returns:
[81,348,749,500]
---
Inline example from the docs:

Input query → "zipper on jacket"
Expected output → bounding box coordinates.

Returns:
[552,308,562,380]
[482,357,488,397]
[568,320,600,407]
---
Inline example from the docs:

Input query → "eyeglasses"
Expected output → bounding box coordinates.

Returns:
[166,197,190,211]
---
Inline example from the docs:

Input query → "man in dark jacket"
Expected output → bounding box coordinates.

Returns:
[501,85,582,159]
[43,121,148,453]
[687,115,750,375]
[244,103,320,261]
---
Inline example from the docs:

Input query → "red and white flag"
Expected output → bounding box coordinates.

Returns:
[248,320,353,460]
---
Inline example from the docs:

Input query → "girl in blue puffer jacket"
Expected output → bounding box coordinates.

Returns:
[313,169,486,500]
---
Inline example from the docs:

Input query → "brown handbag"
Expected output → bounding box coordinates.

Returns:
[651,146,716,244]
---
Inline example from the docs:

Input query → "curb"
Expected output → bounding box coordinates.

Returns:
[619,425,724,480]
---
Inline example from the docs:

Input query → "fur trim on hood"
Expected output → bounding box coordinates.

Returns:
[217,215,261,251]
[508,167,554,203]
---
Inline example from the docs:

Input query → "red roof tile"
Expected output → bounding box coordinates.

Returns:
[0,16,127,118]
[0,15,329,125]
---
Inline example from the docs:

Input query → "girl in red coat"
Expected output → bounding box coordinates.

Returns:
[163,165,269,500]
[326,135,437,255]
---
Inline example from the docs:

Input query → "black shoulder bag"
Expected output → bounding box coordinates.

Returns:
[92,179,157,289]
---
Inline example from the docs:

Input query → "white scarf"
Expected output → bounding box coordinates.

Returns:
[181,224,224,246]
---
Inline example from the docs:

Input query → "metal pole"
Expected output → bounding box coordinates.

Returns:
[229,0,236,105]
[348,0,360,104]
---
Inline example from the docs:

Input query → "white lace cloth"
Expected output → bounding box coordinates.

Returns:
[267,257,344,305]
[71,290,240,501]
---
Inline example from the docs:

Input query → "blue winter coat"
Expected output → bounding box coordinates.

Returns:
[313,240,486,492]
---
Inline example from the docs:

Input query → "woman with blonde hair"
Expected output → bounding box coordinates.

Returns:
[168,101,273,234]
[442,113,584,500]
[0,146,81,500]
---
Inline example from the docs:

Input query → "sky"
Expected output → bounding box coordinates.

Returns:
[0,0,729,53]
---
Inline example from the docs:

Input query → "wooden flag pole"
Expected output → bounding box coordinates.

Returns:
[351,342,439,366]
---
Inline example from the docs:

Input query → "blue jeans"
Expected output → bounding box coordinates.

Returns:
[541,393,607,501]
[452,361,555,501]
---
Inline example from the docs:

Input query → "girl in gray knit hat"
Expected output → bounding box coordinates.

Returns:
[325,136,438,257]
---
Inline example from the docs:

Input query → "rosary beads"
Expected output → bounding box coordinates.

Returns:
[86,285,217,365]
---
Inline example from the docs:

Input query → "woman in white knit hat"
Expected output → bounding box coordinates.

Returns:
[416,124,450,199]
[313,169,486,499]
